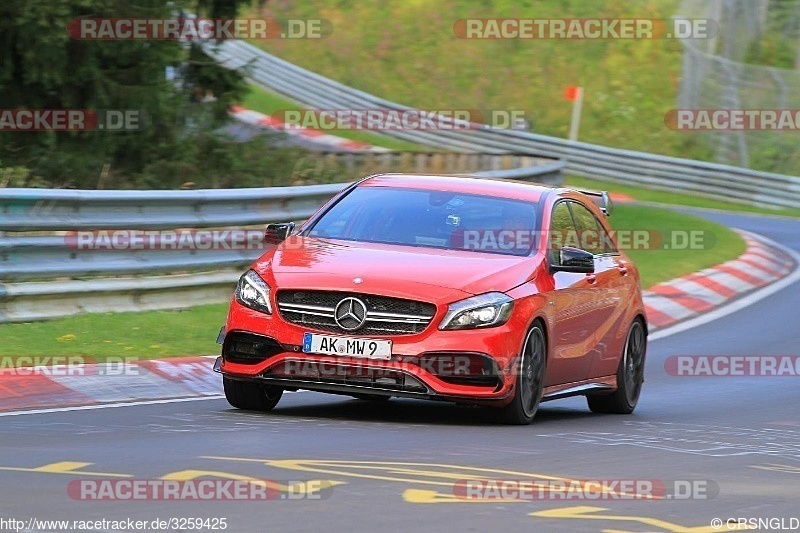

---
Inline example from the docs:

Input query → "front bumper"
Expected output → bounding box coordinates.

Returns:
[216,299,532,404]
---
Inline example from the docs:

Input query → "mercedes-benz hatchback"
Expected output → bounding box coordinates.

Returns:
[214,174,648,424]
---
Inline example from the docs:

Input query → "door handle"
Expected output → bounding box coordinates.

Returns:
[586,274,597,284]
[618,264,628,276]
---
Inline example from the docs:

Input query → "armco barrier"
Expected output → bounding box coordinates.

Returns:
[206,39,800,209]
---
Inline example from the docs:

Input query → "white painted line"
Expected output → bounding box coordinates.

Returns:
[0,395,226,417]
[0,388,311,417]
[652,230,800,341]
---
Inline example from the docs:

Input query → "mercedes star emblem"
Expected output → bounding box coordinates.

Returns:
[334,297,368,331]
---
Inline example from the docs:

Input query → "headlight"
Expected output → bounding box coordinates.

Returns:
[439,292,514,330]
[235,270,272,314]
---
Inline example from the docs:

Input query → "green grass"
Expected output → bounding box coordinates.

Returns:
[609,204,746,288]
[246,0,710,161]
[241,84,425,152]
[0,206,744,360]
[0,304,227,362]
[565,175,800,218]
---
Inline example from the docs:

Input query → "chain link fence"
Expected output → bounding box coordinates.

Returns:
[677,0,800,174]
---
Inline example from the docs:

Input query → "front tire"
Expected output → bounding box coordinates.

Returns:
[587,319,646,414]
[499,324,546,425]
[223,377,283,411]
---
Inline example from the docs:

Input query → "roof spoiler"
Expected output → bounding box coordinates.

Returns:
[578,189,614,216]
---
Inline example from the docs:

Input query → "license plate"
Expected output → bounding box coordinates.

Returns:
[302,332,392,360]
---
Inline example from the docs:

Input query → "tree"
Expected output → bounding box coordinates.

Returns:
[0,0,261,187]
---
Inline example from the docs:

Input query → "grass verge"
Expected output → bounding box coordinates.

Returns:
[245,0,708,162]
[0,205,745,361]
[0,304,228,363]
[611,203,745,288]
[566,175,800,218]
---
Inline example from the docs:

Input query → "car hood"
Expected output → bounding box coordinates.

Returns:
[254,236,540,302]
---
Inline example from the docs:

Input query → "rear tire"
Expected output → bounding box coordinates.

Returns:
[587,319,646,414]
[499,323,546,425]
[223,377,283,411]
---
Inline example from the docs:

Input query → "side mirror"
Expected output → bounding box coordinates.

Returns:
[265,222,295,245]
[551,246,595,274]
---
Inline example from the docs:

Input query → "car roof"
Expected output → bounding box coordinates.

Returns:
[359,173,553,202]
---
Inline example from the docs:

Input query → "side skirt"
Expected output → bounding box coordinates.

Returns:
[541,377,616,402]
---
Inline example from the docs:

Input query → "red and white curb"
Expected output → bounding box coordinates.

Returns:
[644,230,795,330]
[0,230,795,414]
[0,356,222,414]
[229,105,389,152]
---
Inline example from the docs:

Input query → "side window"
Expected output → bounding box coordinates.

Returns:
[549,202,576,263]
[597,217,618,254]
[550,202,575,232]
[569,201,617,255]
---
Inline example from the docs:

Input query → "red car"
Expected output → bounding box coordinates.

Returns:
[214,174,648,424]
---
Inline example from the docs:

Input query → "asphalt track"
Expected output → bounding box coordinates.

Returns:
[1,209,799,533]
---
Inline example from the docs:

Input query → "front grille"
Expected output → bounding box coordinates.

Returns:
[277,290,437,335]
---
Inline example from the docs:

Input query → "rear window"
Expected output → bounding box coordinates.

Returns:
[307,186,539,256]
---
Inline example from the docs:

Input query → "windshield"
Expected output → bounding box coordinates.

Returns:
[307,186,539,256]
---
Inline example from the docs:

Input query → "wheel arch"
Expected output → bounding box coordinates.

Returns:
[528,315,550,363]
[634,313,649,337]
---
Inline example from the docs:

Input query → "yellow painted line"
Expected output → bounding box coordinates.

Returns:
[203,457,574,487]
[402,488,523,504]
[200,456,652,500]
[531,506,753,532]
[751,463,800,474]
[161,469,343,495]
[0,461,131,477]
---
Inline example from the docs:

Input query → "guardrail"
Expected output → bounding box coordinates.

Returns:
[207,40,800,209]
[0,152,563,322]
